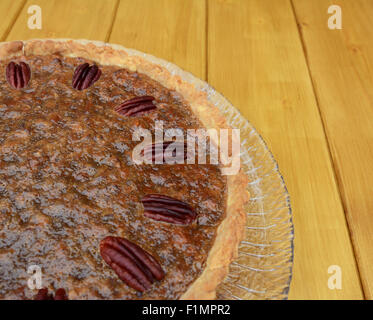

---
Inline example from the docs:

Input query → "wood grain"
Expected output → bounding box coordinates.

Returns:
[293,0,373,299]
[0,0,368,299]
[110,0,206,79]
[0,0,26,41]
[6,0,118,41]
[208,0,363,299]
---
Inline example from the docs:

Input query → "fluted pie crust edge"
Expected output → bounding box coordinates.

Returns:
[0,39,249,300]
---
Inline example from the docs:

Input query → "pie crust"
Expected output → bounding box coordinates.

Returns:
[0,39,249,300]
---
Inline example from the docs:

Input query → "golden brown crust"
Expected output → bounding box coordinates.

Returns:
[0,39,249,300]
[0,41,23,59]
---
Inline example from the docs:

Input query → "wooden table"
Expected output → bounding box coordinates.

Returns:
[1,0,371,300]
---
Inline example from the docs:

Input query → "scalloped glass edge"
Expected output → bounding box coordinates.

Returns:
[13,39,294,300]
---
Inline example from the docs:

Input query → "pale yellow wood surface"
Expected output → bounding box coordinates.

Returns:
[6,0,118,41]
[0,0,26,40]
[208,0,363,299]
[110,0,206,79]
[0,0,370,299]
[293,0,373,299]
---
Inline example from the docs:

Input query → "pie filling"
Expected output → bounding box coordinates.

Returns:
[0,55,227,299]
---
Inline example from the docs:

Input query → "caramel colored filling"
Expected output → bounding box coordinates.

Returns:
[0,55,226,299]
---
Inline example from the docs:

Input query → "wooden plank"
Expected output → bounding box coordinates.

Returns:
[6,0,118,41]
[109,0,206,79]
[208,0,363,299]
[0,0,26,41]
[292,0,373,299]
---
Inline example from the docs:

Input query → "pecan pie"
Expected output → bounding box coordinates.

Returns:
[0,40,248,300]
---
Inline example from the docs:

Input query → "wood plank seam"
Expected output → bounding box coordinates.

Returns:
[0,0,27,41]
[105,0,120,43]
[289,0,366,299]
[205,0,208,82]
[108,0,206,79]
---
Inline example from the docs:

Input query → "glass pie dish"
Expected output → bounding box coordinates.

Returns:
[0,39,294,300]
